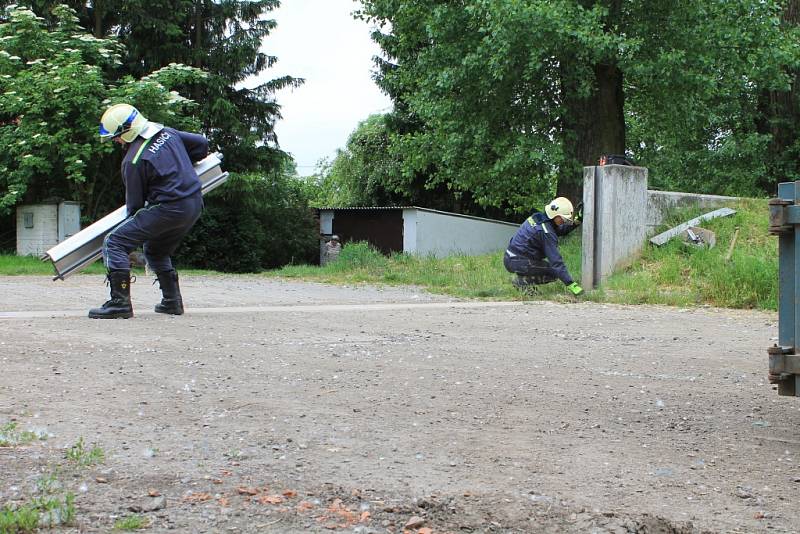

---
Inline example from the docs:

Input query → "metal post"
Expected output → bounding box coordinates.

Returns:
[768,182,800,395]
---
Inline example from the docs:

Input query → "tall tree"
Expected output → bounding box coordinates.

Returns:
[359,0,794,211]
[114,0,302,173]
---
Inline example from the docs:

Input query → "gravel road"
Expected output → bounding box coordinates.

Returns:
[0,275,796,533]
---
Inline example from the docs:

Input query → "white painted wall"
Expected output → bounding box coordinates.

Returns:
[16,202,82,256]
[402,209,417,252]
[406,208,518,258]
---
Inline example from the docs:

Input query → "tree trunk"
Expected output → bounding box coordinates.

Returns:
[93,0,103,38]
[559,62,626,203]
[557,0,626,203]
[756,0,800,195]
[194,0,204,69]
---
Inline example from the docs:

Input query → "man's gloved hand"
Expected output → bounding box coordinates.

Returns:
[574,202,584,224]
[567,282,584,296]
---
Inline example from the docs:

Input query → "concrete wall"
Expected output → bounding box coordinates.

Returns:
[646,191,737,230]
[16,204,59,256]
[16,202,82,256]
[404,208,518,258]
[582,165,649,289]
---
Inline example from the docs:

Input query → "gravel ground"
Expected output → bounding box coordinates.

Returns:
[0,274,797,533]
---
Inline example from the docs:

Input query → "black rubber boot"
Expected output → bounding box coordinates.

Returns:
[154,270,184,315]
[88,271,133,319]
[512,275,540,292]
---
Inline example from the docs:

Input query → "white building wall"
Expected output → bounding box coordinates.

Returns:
[408,208,517,258]
[402,209,417,253]
[16,204,59,256]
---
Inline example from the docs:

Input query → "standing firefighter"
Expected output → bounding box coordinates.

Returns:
[503,197,584,296]
[88,103,208,319]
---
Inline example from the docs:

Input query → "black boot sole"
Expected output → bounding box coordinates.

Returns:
[88,311,134,319]
[154,308,184,315]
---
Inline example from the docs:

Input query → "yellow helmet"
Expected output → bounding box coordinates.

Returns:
[99,104,148,143]
[544,197,574,222]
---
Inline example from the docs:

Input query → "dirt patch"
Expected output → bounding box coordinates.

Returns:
[0,275,795,532]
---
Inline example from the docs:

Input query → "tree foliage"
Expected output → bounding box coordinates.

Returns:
[0,5,204,217]
[176,170,319,272]
[357,0,798,211]
[97,0,302,173]
[312,114,406,207]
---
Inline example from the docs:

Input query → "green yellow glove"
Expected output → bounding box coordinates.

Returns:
[567,282,584,296]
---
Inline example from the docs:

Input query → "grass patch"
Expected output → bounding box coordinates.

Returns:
[0,254,106,276]
[268,198,777,311]
[0,503,39,533]
[114,514,150,531]
[66,437,105,466]
[596,198,776,310]
[273,239,581,302]
[0,254,220,277]
[0,477,75,533]
[0,422,46,447]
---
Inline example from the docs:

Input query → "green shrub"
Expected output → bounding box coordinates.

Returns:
[328,241,388,271]
[176,172,319,272]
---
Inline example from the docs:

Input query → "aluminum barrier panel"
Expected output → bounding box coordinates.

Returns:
[44,152,228,280]
[768,181,800,396]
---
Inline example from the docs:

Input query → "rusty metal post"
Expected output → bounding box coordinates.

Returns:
[768,183,800,395]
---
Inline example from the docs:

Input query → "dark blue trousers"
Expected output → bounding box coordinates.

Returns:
[503,251,558,285]
[103,194,203,272]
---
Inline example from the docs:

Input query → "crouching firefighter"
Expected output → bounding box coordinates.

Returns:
[89,103,209,319]
[503,197,584,296]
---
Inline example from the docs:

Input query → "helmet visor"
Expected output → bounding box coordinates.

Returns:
[98,123,116,139]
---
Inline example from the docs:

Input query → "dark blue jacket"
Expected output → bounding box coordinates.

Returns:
[121,127,209,215]
[507,213,574,284]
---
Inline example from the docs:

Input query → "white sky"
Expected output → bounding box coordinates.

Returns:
[254,0,393,175]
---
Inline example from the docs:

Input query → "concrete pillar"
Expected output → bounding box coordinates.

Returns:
[581,165,648,289]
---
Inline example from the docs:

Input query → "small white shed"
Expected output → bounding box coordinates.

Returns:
[16,201,81,256]
[318,206,518,258]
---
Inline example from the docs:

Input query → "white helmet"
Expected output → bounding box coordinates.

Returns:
[99,103,148,143]
[544,197,574,222]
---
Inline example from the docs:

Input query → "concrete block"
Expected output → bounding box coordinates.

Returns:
[582,165,648,288]
[581,167,596,290]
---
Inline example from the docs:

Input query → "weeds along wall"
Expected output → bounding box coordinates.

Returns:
[581,165,743,289]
